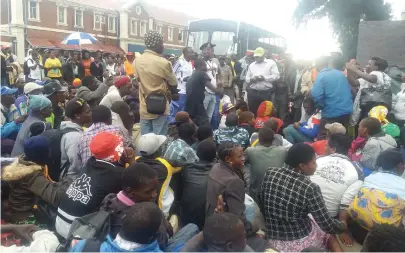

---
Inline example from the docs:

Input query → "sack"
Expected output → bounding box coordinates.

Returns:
[40,128,80,181]
[145,92,167,115]
[360,87,392,108]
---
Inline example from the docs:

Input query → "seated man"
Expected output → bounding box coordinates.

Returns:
[283,97,321,144]
[310,122,346,156]
[250,118,292,149]
[191,124,213,151]
[361,224,405,252]
[164,122,199,163]
[70,202,163,252]
[213,113,250,149]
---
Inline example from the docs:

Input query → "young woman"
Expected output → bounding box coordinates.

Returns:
[78,50,92,78]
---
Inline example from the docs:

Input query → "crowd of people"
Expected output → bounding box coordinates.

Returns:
[1,28,405,253]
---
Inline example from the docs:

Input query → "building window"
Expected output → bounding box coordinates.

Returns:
[156,25,162,35]
[140,21,147,36]
[130,19,138,35]
[108,16,116,33]
[135,6,142,15]
[178,30,184,42]
[28,0,39,21]
[168,27,173,41]
[94,13,103,30]
[75,9,83,27]
[57,6,67,25]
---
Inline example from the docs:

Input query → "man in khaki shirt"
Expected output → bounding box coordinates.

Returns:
[218,56,235,103]
[135,31,178,135]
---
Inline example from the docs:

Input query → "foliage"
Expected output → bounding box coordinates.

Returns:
[293,0,392,59]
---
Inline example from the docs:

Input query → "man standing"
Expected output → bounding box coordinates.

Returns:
[218,56,235,103]
[26,50,44,82]
[135,31,178,135]
[170,47,194,122]
[245,47,280,116]
[201,43,221,123]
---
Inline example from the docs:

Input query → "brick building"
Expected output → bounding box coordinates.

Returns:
[0,0,195,63]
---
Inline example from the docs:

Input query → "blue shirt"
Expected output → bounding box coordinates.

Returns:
[311,68,353,118]
[362,172,405,200]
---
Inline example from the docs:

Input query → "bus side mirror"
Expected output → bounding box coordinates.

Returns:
[233,36,237,44]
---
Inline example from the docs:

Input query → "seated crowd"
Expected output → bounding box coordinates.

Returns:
[1,39,405,253]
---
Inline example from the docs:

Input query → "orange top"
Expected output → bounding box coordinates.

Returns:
[82,59,92,76]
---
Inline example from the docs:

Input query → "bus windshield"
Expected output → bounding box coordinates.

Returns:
[188,31,209,53]
[211,31,235,56]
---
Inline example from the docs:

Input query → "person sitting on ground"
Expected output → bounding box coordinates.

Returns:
[77,105,129,167]
[164,122,199,163]
[250,118,292,149]
[181,139,217,229]
[214,113,250,149]
[11,95,52,156]
[59,98,92,181]
[358,117,397,171]
[56,132,131,239]
[42,80,67,129]
[76,75,110,108]
[238,111,255,137]
[206,142,256,239]
[235,100,249,117]
[136,133,180,217]
[259,143,345,252]
[219,103,235,129]
[191,124,214,151]
[361,224,405,252]
[368,105,400,140]
[254,100,283,131]
[245,128,287,203]
[347,149,405,244]
[283,97,321,144]
[70,202,164,252]
[99,75,133,109]
[168,111,194,139]
[310,122,346,156]
[14,82,43,117]
[310,133,364,247]
[111,101,135,143]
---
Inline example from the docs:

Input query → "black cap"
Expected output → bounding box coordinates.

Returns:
[43,80,67,97]
[200,42,216,51]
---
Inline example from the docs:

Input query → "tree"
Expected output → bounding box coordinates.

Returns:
[293,0,392,59]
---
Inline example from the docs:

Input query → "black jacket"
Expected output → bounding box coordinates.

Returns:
[180,161,213,229]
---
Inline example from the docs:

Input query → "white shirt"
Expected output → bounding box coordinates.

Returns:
[173,58,193,94]
[99,86,123,109]
[27,57,43,80]
[1,230,59,253]
[205,60,218,94]
[245,59,280,91]
[106,63,116,76]
[311,153,363,217]
[394,89,405,120]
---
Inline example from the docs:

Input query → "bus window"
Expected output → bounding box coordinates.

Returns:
[211,31,235,56]
[188,31,209,53]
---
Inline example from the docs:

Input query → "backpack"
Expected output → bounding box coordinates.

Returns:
[23,58,33,76]
[40,128,80,181]
[57,210,110,252]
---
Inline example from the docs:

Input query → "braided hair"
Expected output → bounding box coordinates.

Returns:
[363,224,405,252]
[217,142,246,186]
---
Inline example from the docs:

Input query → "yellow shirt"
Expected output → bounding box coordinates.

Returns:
[124,60,135,76]
[44,57,62,78]
[134,50,177,120]
[231,61,236,76]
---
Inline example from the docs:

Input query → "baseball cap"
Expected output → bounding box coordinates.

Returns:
[90,132,124,162]
[222,103,235,113]
[1,86,18,96]
[43,80,67,97]
[325,122,346,134]
[137,133,167,156]
[253,47,265,57]
[24,82,43,95]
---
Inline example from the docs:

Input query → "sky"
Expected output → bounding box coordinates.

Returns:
[147,0,405,60]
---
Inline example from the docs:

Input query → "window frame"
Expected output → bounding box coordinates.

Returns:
[168,27,173,41]
[178,30,184,43]
[139,21,147,37]
[93,13,102,31]
[74,9,84,28]
[108,15,116,33]
[28,0,40,21]
[130,18,138,36]
[57,5,67,26]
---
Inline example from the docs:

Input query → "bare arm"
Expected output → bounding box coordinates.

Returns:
[351,68,377,83]
[346,69,361,88]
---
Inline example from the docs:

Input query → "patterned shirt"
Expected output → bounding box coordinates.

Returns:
[259,166,345,240]
[214,126,250,149]
[77,122,122,167]
[163,139,199,163]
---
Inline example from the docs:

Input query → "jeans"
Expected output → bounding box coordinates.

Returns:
[210,95,220,130]
[203,91,216,122]
[169,94,187,123]
[164,223,199,252]
[247,88,273,116]
[140,115,169,135]
[283,125,313,144]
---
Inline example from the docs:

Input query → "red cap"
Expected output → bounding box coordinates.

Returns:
[89,132,124,162]
[114,76,131,88]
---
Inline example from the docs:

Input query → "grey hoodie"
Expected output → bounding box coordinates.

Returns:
[76,80,108,104]
[360,132,397,170]
[59,121,83,181]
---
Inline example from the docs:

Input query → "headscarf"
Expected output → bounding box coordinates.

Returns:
[89,132,124,162]
[368,105,388,123]
[144,31,163,48]
[28,95,51,112]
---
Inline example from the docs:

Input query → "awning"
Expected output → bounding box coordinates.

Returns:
[163,48,181,56]
[27,38,57,48]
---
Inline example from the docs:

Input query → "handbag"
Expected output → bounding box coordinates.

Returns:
[360,87,392,108]
[135,63,167,115]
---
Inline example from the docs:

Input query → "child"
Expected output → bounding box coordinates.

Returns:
[219,102,235,129]
[238,111,255,136]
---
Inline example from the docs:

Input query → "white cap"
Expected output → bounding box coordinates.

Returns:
[24,82,43,95]
[137,133,167,156]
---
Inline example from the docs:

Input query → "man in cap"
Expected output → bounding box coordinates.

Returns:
[245,47,280,116]
[218,56,235,103]
[310,122,346,156]
[135,30,178,135]
[43,80,67,129]
[15,82,43,117]
[99,75,133,109]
